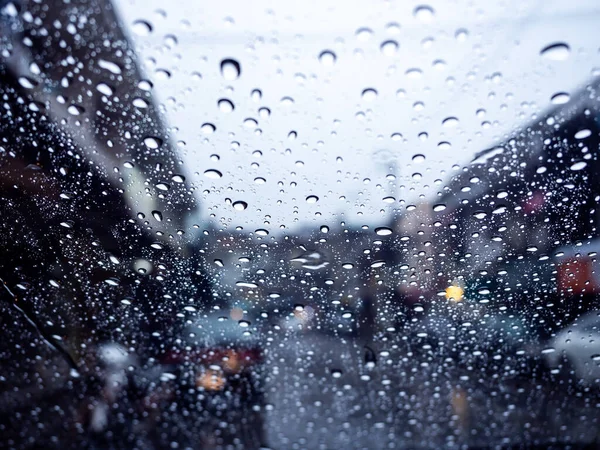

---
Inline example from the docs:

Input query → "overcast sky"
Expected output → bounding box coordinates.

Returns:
[115,0,600,234]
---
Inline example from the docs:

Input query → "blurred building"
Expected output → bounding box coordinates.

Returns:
[432,76,600,327]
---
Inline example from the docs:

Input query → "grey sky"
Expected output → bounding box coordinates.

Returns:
[115,0,600,233]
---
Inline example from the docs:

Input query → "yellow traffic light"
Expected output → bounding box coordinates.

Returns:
[445,285,464,302]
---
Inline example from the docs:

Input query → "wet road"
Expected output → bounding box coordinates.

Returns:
[262,329,600,449]
[2,323,600,449]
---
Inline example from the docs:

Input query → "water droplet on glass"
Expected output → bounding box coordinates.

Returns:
[218,98,234,113]
[18,77,37,89]
[152,210,163,221]
[214,259,224,267]
[575,129,591,139]
[386,22,401,34]
[201,122,216,134]
[233,201,248,211]
[442,116,459,127]
[143,136,162,149]
[438,141,451,150]
[67,104,84,116]
[342,263,354,269]
[414,5,435,23]
[132,20,153,36]
[204,169,223,179]
[258,107,271,118]
[380,40,399,56]
[550,92,570,105]
[98,59,122,74]
[355,27,373,42]
[370,261,386,268]
[172,174,185,183]
[540,42,570,61]
[319,50,337,66]
[320,225,329,233]
[375,227,393,236]
[155,182,170,191]
[331,369,343,378]
[406,68,423,79]
[280,97,294,106]
[361,88,378,101]
[306,195,319,204]
[220,58,241,80]
[455,28,469,42]
[154,69,171,80]
[96,83,114,96]
[255,229,269,236]
[412,154,425,163]
[433,204,446,212]
[570,161,587,171]
[251,89,262,101]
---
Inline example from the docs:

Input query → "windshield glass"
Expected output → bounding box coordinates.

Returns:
[2,0,600,448]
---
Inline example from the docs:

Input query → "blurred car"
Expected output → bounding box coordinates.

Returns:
[544,310,600,384]
[160,309,266,447]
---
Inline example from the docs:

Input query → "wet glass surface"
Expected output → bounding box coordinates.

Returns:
[2,0,600,448]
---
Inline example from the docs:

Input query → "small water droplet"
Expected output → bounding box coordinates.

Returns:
[18,76,37,89]
[204,169,223,179]
[361,88,378,101]
[255,229,269,236]
[540,42,570,61]
[220,58,241,80]
[414,5,435,23]
[243,118,258,129]
[217,98,234,113]
[320,225,329,233]
[575,129,591,139]
[319,50,337,66]
[172,174,185,183]
[251,89,262,101]
[375,227,393,236]
[433,204,446,212]
[143,136,162,149]
[380,40,399,56]
[570,161,587,171]
[152,210,163,221]
[155,182,170,191]
[201,123,216,134]
[258,107,271,118]
[98,59,122,74]
[67,104,84,116]
[355,27,373,42]
[306,195,319,204]
[233,200,248,211]
[132,20,153,36]
[96,83,114,96]
[455,28,469,42]
[412,154,425,163]
[442,117,459,127]
[550,92,570,105]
